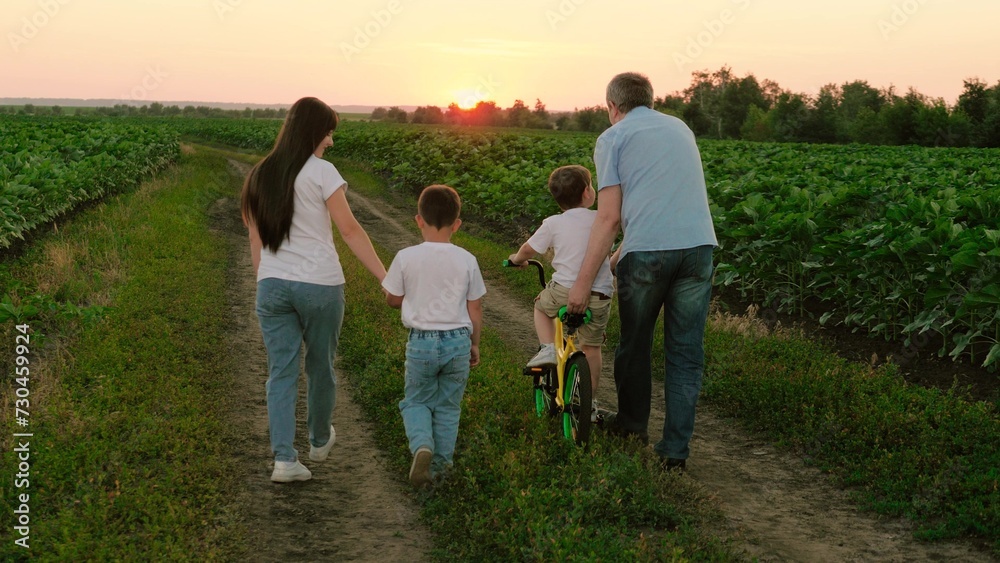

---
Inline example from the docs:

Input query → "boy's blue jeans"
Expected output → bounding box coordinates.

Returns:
[256,278,344,463]
[398,328,472,474]
[613,246,714,461]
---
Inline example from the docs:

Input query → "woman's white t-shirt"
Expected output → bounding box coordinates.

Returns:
[257,156,347,286]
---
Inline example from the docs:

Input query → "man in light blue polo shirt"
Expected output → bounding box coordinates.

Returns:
[567,72,717,472]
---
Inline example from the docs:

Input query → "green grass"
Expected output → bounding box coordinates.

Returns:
[0,148,247,560]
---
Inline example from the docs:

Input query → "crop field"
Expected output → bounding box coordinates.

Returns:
[168,118,1000,370]
[0,116,179,250]
[2,115,999,560]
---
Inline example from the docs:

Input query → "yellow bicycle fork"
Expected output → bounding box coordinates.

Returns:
[553,316,577,411]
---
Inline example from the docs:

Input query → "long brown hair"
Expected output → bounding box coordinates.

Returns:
[241,97,339,252]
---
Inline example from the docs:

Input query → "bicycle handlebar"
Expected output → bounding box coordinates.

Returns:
[502,259,546,289]
[503,259,594,335]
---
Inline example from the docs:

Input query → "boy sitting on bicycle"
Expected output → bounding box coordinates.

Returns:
[383,185,486,489]
[507,165,615,416]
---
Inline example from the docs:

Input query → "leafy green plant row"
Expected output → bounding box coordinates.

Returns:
[707,142,1000,369]
[172,118,1000,368]
[0,116,179,249]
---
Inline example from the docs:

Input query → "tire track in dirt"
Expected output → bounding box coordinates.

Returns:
[344,180,994,562]
[216,160,432,562]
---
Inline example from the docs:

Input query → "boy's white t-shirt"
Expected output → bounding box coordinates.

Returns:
[257,156,347,285]
[382,242,487,331]
[527,207,615,296]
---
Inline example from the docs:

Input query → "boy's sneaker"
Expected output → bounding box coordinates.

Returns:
[591,399,604,424]
[309,425,336,462]
[271,460,312,483]
[409,446,433,489]
[526,343,556,367]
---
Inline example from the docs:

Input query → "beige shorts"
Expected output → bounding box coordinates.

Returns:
[534,281,612,347]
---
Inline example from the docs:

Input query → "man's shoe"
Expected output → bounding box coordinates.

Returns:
[601,412,649,444]
[526,344,556,367]
[309,425,336,462]
[661,457,687,473]
[409,446,433,489]
[271,460,312,483]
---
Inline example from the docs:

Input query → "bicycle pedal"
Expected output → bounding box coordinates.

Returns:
[591,409,607,425]
[523,366,547,376]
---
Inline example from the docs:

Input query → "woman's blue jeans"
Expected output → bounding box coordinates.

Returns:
[256,278,344,462]
[398,328,472,474]
[614,246,714,460]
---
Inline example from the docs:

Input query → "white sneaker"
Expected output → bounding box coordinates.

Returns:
[271,460,312,483]
[591,399,601,423]
[309,425,336,462]
[526,343,556,367]
[409,446,433,489]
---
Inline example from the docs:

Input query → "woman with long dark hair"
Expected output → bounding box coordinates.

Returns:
[241,97,386,482]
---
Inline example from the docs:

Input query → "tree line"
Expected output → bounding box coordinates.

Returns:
[369,67,1000,148]
[658,67,1000,148]
[371,99,560,130]
[7,66,999,148]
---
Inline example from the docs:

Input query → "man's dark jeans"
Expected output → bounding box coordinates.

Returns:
[613,245,714,460]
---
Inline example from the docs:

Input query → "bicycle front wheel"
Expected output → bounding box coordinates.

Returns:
[562,353,592,445]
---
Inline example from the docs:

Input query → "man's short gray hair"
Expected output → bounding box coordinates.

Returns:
[606,72,654,113]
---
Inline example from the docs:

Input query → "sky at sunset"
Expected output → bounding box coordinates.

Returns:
[2,0,998,110]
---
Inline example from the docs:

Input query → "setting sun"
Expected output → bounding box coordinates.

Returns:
[453,89,487,110]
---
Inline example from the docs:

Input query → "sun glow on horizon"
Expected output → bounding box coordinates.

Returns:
[452,89,489,110]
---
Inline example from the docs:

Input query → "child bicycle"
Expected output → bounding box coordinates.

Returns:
[503,259,595,445]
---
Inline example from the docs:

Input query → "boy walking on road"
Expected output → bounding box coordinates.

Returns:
[383,185,486,488]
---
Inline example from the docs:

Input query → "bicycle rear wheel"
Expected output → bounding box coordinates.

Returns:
[562,353,592,445]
